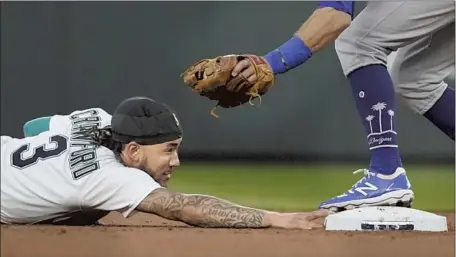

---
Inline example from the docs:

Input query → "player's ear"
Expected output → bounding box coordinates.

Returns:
[124,142,142,163]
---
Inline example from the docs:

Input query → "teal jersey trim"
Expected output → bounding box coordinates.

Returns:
[23,116,52,137]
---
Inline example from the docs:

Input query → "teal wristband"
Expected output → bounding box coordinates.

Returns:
[23,116,51,137]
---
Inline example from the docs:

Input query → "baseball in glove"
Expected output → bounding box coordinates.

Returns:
[180,54,275,117]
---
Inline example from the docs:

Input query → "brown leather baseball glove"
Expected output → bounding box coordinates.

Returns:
[181,54,275,117]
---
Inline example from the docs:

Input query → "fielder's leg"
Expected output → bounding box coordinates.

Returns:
[390,23,455,140]
[319,1,455,211]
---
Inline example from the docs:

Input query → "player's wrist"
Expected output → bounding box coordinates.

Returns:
[264,35,312,75]
[263,211,281,227]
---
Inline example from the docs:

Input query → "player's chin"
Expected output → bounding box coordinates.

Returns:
[159,175,171,187]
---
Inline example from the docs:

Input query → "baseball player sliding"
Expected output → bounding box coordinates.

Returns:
[181,1,455,212]
[1,96,329,228]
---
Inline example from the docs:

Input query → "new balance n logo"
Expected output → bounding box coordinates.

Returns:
[355,182,378,196]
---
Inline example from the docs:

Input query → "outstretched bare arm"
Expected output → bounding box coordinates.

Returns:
[232,2,353,81]
[136,188,273,228]
[262,6,352,75]
[296,6,352,53]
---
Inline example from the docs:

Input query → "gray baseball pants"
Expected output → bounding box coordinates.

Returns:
[335,1,455,114]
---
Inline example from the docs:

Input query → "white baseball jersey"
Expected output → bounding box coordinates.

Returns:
[1,108,162,224]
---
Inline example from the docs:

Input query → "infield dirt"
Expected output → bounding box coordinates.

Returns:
[2,212,454,257]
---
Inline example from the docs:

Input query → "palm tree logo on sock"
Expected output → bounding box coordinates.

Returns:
[372,103,386,131]
[366,115,375,133]
[366,102,397,149]
[387,110,395,130]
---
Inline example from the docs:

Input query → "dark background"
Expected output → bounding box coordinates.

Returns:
[1,2,454,163]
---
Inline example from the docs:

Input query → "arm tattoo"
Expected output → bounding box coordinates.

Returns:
[136,188,267,228]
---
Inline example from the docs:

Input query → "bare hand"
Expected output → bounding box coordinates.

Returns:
[269,210,331,230]
[231,59,258,84]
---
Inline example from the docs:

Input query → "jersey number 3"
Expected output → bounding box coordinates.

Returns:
[11,135,68,169]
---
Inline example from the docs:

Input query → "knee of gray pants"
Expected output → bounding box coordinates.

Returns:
[390,63,449,115]
[335,28,389,76]
[335,2,455,77]
[389,23,454,115]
